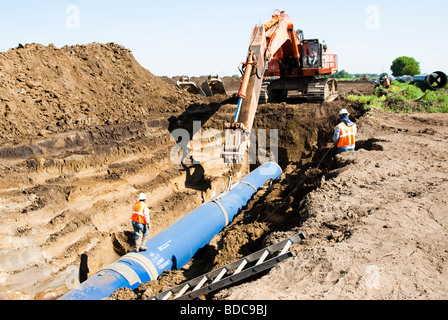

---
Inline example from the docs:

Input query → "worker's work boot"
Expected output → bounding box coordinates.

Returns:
[139,235,148,252]
[135,238,141,253]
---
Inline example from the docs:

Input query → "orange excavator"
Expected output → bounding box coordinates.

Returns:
[223,10,338,163]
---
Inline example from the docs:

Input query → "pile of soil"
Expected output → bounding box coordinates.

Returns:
[0,42,204,146]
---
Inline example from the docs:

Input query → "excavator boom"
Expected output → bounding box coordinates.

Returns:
[222,10,338,163]
[234,11,298,132]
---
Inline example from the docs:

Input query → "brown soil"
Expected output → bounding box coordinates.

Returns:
[110,80,448,301]
[2,43,447,301]
[214,109,448,300]
[0,43,211,145]
[0,43,233,299]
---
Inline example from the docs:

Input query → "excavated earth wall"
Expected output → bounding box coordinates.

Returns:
[0,43,246,299]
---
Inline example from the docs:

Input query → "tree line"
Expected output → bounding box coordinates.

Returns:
[330,70,379,79]
[331,56,421,79]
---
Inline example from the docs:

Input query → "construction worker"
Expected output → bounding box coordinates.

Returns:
[333,109,357,154]
[132,193,150,252]
[384,76,391,88]
[379,73,391,89]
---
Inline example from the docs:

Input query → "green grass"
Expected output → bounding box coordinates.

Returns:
[347,81,448,114]
[388,81,425,100]
[348,94,386,110]
[420,90,448,113]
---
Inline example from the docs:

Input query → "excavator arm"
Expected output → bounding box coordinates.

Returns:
[223,10,301,163]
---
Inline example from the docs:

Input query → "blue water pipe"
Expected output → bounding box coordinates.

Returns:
[59,162,282,300]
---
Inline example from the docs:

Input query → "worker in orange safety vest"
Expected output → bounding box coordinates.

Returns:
[132,193,151,252]
[333,109,357,154]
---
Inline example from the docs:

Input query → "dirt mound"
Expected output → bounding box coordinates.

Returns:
[337,80,375,97]
[0,42,203,146]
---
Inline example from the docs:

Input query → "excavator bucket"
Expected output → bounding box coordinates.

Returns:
[222,124,248,164]
[177,76,206,96]
[202,75,227,96]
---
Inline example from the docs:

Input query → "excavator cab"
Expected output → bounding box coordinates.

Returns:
[301,39,337,74]
[302,40,321,69]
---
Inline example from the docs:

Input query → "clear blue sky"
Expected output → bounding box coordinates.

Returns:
[1,0,447,77]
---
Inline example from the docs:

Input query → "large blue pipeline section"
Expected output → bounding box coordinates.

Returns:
[59,162,282,300]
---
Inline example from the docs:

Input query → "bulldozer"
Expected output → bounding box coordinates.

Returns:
[177,75,227,97]
[222,10,338,163]
[177,76,206,96]
[202,75,227,96]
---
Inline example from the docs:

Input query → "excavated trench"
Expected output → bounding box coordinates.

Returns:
[0,43,371,300]
[0,94,362,300]
[0,42,375,300]
[0,91,368,300]
[0,102,248,299]
[0,42,240,300]
[106,95,368,300]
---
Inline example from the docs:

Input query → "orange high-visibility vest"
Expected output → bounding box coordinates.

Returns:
[132,201,148,224]
[337,122,356,148]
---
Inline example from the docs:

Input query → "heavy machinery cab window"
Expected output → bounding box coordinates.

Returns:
[302,40,321,68]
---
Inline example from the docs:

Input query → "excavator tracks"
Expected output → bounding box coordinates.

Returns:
[307,78,338,103]
[266,77,338,103]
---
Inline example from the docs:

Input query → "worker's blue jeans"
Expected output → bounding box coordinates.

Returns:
[132,221,149,240]
[338,147,355,154]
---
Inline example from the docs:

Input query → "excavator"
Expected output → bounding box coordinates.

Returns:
[222,10,338,163]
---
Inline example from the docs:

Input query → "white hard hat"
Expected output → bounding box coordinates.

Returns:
[339,109,349,115]
[138,193,147,201]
